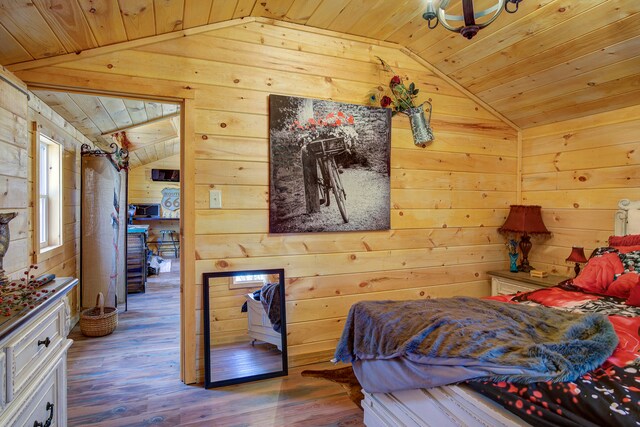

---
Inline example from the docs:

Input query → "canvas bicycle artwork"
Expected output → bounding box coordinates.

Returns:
[269,95,391,233]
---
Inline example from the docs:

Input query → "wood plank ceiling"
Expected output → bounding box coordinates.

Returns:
[31,89,180,168]
[1,0,639,129]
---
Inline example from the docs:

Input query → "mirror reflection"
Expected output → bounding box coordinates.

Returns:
[203,268,287,388]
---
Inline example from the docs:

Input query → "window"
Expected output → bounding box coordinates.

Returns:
[37,134,62,253]
[230,274,267,289]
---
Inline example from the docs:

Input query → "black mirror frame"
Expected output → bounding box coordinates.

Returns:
[203,268,288,389]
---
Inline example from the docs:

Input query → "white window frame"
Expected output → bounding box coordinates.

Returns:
[229,274,268,290]
[36,133,63,257]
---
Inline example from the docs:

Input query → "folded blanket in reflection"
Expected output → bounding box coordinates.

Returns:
[260,282,281,333]
[334,297,618,384]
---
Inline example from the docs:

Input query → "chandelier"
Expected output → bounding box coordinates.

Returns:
[423,0,523,40]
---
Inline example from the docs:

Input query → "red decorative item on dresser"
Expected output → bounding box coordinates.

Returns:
[499,205,551,272]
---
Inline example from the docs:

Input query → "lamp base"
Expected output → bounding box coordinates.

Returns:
[518,262,533,273]
[518,233,534,272]
[574,263,581,277]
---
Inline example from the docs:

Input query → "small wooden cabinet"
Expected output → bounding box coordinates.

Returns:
[0,278,77,427]
[127,227,149,293]
[489,270,569,296]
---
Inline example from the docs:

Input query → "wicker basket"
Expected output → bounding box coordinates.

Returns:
[80,293,118,337]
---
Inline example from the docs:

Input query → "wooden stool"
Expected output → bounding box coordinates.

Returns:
[158,230,179,258]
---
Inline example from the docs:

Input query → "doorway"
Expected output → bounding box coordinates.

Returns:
[30,88,187,395]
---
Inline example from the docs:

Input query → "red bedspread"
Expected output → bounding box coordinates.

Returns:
[467,283,640,426]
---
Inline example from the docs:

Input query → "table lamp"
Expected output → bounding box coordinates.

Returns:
[498,205,551,272]
[566,246,588,277]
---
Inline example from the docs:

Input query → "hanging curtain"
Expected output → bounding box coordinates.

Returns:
[81,143,128,308]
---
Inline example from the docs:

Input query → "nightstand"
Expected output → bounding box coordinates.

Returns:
[488,270,570,296]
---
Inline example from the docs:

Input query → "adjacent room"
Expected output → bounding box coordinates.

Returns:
[0,1,638,426]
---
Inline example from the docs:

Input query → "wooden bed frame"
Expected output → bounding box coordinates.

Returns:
[245,293,282,351]
[362,199,640,427]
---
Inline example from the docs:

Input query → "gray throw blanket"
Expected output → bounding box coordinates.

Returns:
[260,282,281,333]
[334,297,618,384]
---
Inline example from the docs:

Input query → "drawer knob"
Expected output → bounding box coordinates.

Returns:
[37,337,51,348]
[33,402,54,427]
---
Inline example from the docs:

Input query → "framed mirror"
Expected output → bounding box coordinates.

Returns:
[203,268,288,388]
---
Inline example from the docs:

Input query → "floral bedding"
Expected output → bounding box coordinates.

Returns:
[467,283,640,427]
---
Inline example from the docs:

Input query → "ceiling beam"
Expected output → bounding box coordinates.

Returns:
[128,136,180,153]
[100,112,180,136]
[169,115,180,134]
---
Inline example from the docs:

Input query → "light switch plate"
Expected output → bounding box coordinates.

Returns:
[209,189,222,208]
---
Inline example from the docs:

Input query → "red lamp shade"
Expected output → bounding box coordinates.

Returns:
[566,246,588,277]
[498,205,551,235]
[498,205,551,272]
[566,247,588,264]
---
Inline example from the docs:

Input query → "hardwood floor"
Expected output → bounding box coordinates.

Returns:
[67,260,363,426]
[211,341,283,382]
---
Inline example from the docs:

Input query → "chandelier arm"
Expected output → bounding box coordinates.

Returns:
[473,0,507,29]
[425,0,516,39]
[462,0,475,26]
[442,1,505,21]
[437,7,463,32]
[505,0,521,13]
[438,0,506,32]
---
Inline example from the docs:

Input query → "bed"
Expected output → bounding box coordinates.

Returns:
[245,292,281,350]
[345,199,640,427]
[245,282,282,351]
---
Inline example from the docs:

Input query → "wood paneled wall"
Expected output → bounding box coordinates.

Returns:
[128,154,180,205]
[521,105,640,275]
[129,154,180,248]
[0,67,30,281]
[0,66,83,320]
[11,20,518,383]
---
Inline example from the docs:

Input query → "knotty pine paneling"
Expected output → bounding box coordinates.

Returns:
[129,154,180,204]
[13,22,518,381]
[3,3,640,127]
[521,105,640,276]
[0,67,83,320]
[28,94,84,320]
[0,69,29,280]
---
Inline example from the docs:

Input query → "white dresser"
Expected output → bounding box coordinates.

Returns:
[489,270,569,296]
[0,278,78,427]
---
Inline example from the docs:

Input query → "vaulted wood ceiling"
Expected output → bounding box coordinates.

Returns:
[1,0,639,129]
[31,89,180,168]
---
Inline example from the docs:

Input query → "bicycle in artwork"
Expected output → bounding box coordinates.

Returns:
[305,137,349,223]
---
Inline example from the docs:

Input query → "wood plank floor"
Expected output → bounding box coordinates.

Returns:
[67,260,363,426]
[211,341,283,382]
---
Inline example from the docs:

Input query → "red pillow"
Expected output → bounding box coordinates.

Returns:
[626,282,640,306]
[573,253,624,294]
[608,273,640,299]
[609,234,640,246]
[613,245,640,254]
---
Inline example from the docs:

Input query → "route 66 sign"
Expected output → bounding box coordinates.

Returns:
[161,188,180,211]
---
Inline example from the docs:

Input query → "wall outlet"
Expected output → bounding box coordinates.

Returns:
[209,189,222,209]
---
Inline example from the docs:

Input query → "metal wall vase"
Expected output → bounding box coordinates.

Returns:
[405,102,434,148]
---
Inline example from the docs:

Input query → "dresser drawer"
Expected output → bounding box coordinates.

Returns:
[6,300,65,400]
[4,350,66,427]
[0,352,5,410]
[491,277,541,296]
